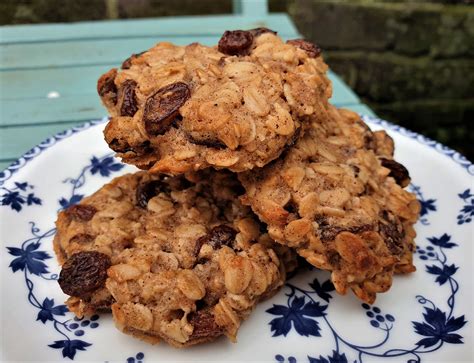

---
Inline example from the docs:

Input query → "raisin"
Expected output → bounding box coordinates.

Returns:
[327,250,341,267]
[58,251,111,299]
[66,204,97,222]
[121,51,145,69]
[188,308,224,340]
[218,30,254,56]
[69,233,94,245]
[379,217,405,255]
[194,225,237,255]
[109,138,151,155]
[380,158,410,187]
[249,27,277,37]
[319,224,372,242]
[136,179,169,208]
[143,82,191,136]
[97,68,118,104]
[287,39,321,58]
[120,80,138,117]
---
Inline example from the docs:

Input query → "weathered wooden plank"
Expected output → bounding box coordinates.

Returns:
[330,72,360,106]
[343,103,376,117]
[0,160,12,171]
[0,121,87,161]
[0,15,298,44]
[0,65,110,99]
[1,95,105,127]
[233,0,268,16]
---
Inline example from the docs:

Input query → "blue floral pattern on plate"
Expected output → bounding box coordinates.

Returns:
[5,152,123,360]
[456,189,473,225]
[268,233,467,362]
[1,115,472,361]
[1,181,42,212]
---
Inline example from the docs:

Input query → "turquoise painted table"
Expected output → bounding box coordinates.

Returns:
[0,0,374,171]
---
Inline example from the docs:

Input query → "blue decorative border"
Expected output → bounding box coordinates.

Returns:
[0,115,472,187]
[5,152,124,360]
[269,233,467,363]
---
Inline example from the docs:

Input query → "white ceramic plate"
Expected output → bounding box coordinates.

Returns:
[1,116,473,363]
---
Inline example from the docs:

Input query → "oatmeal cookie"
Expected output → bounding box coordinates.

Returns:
[239,106,420,303]
[98,29,331,174]
[53,171,297,347]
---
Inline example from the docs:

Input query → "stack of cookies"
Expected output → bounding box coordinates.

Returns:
[53,29,420,348]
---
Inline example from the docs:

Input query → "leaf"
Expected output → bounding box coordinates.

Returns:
[37,309,53,323]
[442,333,464,344]
[1,191,25,212]
[458,189,472,200]
[26,193,42,206]
[291,296,305,310]
[413,321,437,337]
[269,315,292,337]
[301,301,327,317]
[426,265,443,276]
[42,297,54,309]
[427,234,457,249]
[90,156,124,177]
[59,194,84,209]
[416,337,440,348]
[292,313,322,337]
[49,339,91,360]
[461,204,474,216]
[420,199,436,216]
[413,308,466,347]
[309,278,335,302]
[6,247,23,257]
[309,350,348,363]
[7,242,50,275]
[426,264,458,285]
[267,305,289,316]
[14,182,28,191]
[445,315,467,333]
[309,356,329,363]
[266,296,326,337]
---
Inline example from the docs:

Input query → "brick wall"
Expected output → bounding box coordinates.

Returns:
[291,0,473,160]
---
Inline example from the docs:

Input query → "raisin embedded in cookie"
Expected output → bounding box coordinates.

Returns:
[98,29,331,174]
[53,171,297,347]
[239,106,420,304]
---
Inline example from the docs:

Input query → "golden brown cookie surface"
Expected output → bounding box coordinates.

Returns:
[54,171,296,347]
[239,106,420,303]
[98,30,331,174]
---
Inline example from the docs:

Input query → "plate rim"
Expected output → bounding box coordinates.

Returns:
[1,114,472,187]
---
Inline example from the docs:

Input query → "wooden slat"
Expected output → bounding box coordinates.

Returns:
[0,160,12,171]
[0,121,84,162]
[330,72,360,106]
[0,65,110,99]
[344,103,376,117]
[233,0,268,16]
[0,15,298,44]
[1,95,105,126]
